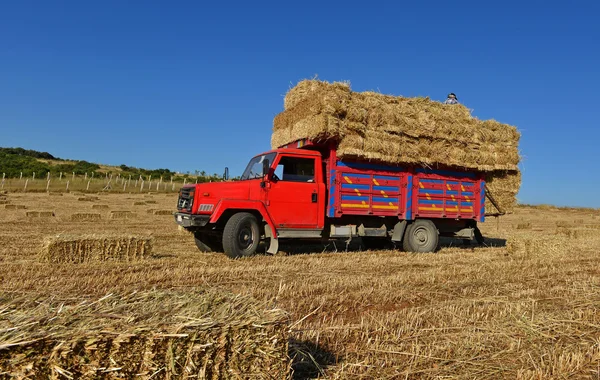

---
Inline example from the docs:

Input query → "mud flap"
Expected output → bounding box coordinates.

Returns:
[391,220,408,242]
[264,224,279,255]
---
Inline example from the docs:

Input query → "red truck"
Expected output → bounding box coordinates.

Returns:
[174,139,488,258]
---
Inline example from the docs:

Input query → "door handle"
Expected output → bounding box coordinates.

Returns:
[311,193,318,203]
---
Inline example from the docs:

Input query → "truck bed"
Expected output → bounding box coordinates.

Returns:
[329,160,485,223]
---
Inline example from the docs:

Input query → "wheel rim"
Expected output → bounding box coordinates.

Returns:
[412,226,430,248]
[237,224,254,251]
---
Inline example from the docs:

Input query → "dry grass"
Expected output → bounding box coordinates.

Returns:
[0,289,290,378]
[0,192,599,378]
[40,234,152,263]
[70,213,102,221]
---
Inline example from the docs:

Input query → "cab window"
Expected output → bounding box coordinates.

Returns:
[274,156,315,182]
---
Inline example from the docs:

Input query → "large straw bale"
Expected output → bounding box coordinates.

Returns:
[133,201,146,205]
[274,79,522,212]
[484,171,521,214]
[0,200,9,205]
[91,204,109,210]
[0,290,290,379]
[40,234,152,263]
[70,213,101,221]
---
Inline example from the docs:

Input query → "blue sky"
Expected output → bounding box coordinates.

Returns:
[1,1,599,207]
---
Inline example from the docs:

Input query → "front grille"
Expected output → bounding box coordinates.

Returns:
[177,188,194,212]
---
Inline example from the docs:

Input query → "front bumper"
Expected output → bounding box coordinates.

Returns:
[174,212,210,228]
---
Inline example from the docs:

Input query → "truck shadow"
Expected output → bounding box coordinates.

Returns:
[289,338,337,379]
[274,236,506,256]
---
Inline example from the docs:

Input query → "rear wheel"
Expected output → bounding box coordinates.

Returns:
[194,232,223,253]
[402,219,439,253]
[222,213,260,258]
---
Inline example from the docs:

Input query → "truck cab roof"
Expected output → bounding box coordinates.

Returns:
[268,148,322,157]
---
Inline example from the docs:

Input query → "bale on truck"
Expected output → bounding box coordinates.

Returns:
[174,80,521,258]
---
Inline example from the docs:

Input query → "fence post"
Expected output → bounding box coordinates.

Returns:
[172,183,175,191]
[33,172,35,180]
[66,181,69,191]
[72,172,75,180]
[140,180,144,192]
[87,180,90,191]
[183,178,186,186]
[156,181,159,191]
[91,172,95,179]
[85,173,87,180]
[24,179,29,191]
[47,172,50,181]
[60,172,63,181]
[20,172,23,180]
[123,181,126,191]
[135,179,138,187]
[46,180,50,191]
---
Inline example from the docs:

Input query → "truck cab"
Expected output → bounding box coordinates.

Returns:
[175,148,326,258]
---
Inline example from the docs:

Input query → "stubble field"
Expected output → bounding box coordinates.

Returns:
[0,191,599,379]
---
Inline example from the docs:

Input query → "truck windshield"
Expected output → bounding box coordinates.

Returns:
[240,153,276,180]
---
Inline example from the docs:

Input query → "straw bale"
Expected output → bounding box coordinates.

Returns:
[4,205,26,210]
[274,79,522,212]
[145,200,157,204]
[110,210,137,219]
[47,192,63,196]
[506,236,567,256]
[39,234,152,263]
[133,201,146,205]
[77,197,97,202]
[26,211,55,218]
[70,213,102,222]
[0,200,9,205]
[146,208,157,214]
[0,290,290,378]
[91,204,109,209]
[153,210,173,215]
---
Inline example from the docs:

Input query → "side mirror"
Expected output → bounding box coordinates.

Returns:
[262,159,270,177]
[223,167,229,181]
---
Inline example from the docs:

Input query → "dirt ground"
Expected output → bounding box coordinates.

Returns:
[1,191,599,379]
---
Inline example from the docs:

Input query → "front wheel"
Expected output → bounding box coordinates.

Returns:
[402,219,439,253]
[222,213,260,258]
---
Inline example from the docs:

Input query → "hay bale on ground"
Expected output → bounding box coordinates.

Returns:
[0,200,9,205]
[77,197,97,202]
[0,290,290,378]
[47,192,63,196]
[26,211,55,218]
[153,210,173,215]
[146,208,157,214]
[40,234,152,263]
[133,201,146,205]
[91,204,109,209]
[110,210,136,219]
[70,213,101,222]
[273,79,521,212]
[5,205,26,210]
[145,200,157,204]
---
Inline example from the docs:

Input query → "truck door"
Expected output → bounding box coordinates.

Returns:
[266,155,320,229]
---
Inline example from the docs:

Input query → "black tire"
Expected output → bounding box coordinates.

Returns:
[222,213,260,258]
[194,232,223,253]
[362,237,391,250]
[402,219,439,253]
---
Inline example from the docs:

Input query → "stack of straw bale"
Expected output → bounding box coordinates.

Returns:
[0,290,290,378]
[40,234,152,263]
[273,80,521,213]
